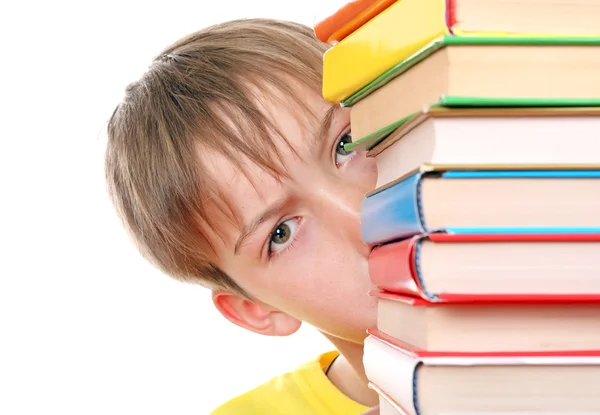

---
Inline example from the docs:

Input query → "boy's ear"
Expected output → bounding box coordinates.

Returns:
[211,290,301,336]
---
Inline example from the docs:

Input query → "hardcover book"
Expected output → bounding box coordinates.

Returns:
[364,331,600,415]
[361,170,600,244]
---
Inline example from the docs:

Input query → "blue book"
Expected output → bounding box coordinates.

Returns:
[360,169,600,245]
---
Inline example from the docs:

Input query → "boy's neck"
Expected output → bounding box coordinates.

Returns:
[322,333,378,407]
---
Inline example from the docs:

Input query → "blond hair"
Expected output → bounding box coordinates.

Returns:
[105,19,328,294]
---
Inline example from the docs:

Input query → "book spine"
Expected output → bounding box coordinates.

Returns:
[369,237,424,297]
[361,172,424,245]
[364,335,419,415]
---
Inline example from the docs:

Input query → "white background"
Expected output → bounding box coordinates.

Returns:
[0,1,345,413]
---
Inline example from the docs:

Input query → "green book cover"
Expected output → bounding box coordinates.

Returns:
[345,112,415,152]
[342,35,600,107]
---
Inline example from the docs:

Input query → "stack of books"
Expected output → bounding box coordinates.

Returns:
[317,0,600,413]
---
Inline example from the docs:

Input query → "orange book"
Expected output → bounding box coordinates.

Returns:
[314,0,395,44]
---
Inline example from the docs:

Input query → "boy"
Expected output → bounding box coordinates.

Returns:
[105,18,380,415]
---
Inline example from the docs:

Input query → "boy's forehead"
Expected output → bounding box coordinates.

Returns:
[201,149,276,202]
[257,77,332,134]
[197,147,284,250]
[197,79,331,186]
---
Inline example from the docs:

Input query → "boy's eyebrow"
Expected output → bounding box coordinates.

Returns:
[312,104,340,146]
[234,197,288,255]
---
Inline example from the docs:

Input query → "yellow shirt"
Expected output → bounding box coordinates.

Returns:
[210,351,370,415]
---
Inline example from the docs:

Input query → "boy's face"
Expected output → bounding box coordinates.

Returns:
[207,83,378,344]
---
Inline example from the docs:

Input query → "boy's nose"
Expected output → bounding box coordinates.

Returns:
[308,183,373,258]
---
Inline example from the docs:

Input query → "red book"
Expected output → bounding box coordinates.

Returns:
[369,233,600,302]
[364,330,600,415]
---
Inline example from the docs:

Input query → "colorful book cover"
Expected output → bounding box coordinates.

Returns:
[360,169,600,245]
[339,35,600,106]
[322,0,600,103]
[368,233,600,302]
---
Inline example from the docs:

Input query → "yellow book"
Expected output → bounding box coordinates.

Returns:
[322,0,600,103]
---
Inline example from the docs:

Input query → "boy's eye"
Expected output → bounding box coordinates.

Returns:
[335,132,355,166]
[269,218,298,255]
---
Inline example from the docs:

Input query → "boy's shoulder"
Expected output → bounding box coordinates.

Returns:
[210,350,368,415]
[209,367,299,415]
